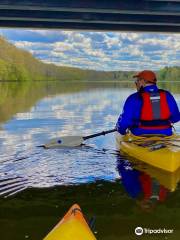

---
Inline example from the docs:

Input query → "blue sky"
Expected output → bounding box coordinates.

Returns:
[0,28,180,71]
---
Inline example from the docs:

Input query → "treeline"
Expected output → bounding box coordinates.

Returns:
[0,36,180,81]
[157,66,180,81]
[0,36,133,81]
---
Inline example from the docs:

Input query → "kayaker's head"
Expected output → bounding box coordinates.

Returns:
[133,70,157,91]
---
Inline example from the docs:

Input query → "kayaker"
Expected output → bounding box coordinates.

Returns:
[116,70,180,136]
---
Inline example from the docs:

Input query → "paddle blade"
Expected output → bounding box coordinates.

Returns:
[44,136,84,149]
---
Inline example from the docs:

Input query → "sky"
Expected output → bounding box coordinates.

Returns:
[0,28,180,71]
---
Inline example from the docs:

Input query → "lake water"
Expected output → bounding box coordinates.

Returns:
[0,81,180,240]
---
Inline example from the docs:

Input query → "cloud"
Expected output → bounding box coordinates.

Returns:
[103,35,122,49]
[0,29,180,71]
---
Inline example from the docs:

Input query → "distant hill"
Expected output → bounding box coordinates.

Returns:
[0,36,134,81]
[0,36,180,81]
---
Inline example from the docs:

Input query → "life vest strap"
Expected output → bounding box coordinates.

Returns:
[139,125,171,130]
[140,119,171,127]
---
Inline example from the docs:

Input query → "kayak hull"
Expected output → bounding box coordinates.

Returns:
[116,133,180,172]
[44,204,96,240]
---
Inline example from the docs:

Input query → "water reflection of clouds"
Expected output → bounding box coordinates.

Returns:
[0,87,179,188]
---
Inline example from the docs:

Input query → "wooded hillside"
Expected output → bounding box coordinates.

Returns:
[0,36,179,81]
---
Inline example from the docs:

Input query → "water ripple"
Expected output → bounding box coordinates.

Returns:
[0,86,179,189]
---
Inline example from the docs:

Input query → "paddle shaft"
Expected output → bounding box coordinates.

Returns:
[83,128,117,140]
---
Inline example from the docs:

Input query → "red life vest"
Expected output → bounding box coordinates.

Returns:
[139,90,171,130]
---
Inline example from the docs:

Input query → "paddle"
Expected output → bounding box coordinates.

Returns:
[41,128,117,149]
[38,128,180,149]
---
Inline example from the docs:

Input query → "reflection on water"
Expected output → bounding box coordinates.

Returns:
[0,82,180,189]
[119,156,180,193]
[0,176,28,198]
[0,82,134,189]
[118,161,169,212]
[0,81,180,239]
[117,156,180,213]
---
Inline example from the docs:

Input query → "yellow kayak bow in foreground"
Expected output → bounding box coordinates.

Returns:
[116,133,180,172]
[44,204,96,240]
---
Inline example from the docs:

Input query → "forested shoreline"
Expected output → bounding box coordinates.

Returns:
[0,36,180,82]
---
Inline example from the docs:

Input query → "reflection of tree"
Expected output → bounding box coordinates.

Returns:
[0,81,86,124]
[0,80,180,125]
[159,81,180,93]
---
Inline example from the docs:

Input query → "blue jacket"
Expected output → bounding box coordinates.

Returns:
[116,85,180,136]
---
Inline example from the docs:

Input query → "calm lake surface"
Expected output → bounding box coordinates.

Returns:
[0,81,180,240]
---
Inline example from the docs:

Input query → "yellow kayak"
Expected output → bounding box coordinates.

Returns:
[116,132,180,172]
[43,204,96,240]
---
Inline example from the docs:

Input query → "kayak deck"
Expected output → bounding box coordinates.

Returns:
[116,133,180,172]
[44,204,96,240]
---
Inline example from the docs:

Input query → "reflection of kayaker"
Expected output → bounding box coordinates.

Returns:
[117,159,169,211]
[116,70,180,136]
[138,172,168,202]
[117,159,141,198]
